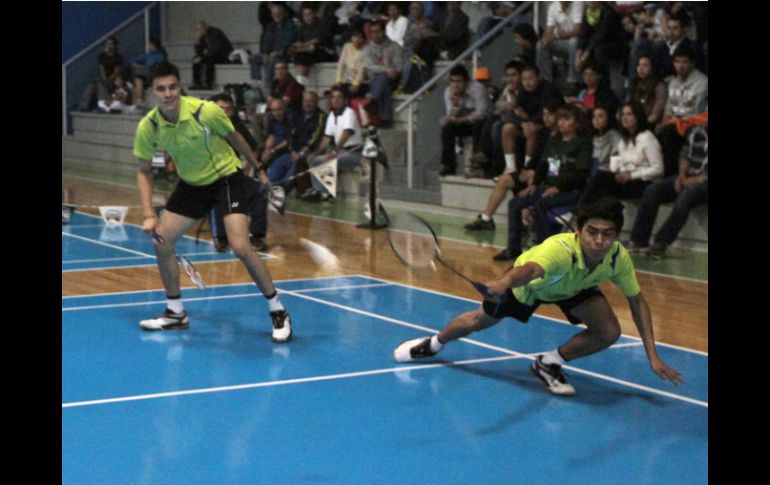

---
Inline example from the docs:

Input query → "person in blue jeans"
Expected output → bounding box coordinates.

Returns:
[628,123,707,260]
[262,98,297,186]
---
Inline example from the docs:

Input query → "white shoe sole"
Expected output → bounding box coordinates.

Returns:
[393,337,432,363]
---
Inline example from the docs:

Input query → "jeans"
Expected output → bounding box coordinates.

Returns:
[266,152,295,186]
[536,38,579,84]
[630,175,708,246]
[368,72,398,122]
[506,186,581,253]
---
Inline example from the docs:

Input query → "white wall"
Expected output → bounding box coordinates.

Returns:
[164,1,261,45]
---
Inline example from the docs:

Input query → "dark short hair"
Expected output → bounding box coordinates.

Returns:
[505,60,525,73]
[449,65,469,80]
[520,63,540,76]
[576,197,625,232]
[672,45,697,62]
[543,97,566,113]
[149,62,180,85]
[209,93,232,104]
[512,23,537,44]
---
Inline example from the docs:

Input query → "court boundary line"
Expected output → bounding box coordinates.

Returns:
[278,289,707,408]
[62,274,370,299]
[62,282,394,312]
[61,278,706,408]
[62,355,521,409]
[62,232,154,258]
[356,274,709,357]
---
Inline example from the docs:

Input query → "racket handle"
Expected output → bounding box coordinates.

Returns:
[472,282,491,298]
[151,229,165,244]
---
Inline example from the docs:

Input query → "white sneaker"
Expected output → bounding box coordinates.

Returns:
[270,310,292,343]
[393,337,438,363]
[140,308,190,331]
[530,355,576,396]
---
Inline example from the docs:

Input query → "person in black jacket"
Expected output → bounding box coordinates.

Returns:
[575,2,627,74]
[192,20,234,89]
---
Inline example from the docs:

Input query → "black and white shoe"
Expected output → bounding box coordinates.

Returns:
[140,308,190,331]
[270,310,292,343]
[530,355,576,396]
[393,337,438,362]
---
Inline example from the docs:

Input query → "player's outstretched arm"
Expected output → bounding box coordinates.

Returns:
[627,293,684,385]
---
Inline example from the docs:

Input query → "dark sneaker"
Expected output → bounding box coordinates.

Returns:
[464,215,496,231]
[393,337,438,362]
[493,248,521,261]
[250,235,268,252]
[214,238,229,253]
[270,310,292,343]
[645,242,668,260]
[530,355,576,396]
[624,240,648,252]
[140,308,190,331]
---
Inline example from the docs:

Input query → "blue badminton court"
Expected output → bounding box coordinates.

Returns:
[62,274,707,484]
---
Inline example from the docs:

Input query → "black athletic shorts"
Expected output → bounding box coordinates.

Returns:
[482,286,606,324]
[165,170,261,220]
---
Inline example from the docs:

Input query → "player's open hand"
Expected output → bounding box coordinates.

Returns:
[650,356,684,386]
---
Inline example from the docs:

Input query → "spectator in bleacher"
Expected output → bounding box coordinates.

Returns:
[536,1,584,87]
[335,29,367,97]
[254,3,297,86]
[384,2,409,47]
[438,2,470,60]
[574,1,626,75]
[512,22,538,65]
[363,20,405,128]
[439,65,490,177]
[302,85,366,202]
[288,4,336,86]
[652,11,694,81]
[465,99,563,232]
[97,72,134,114]
[269,61,305,115]
[655,45,707,176]
[131,38,168,108]
[626,55,667,126]
[97,36,127,102]
[262,98,298,188]
[191,20,233,90]
[290,91,327,195]
[477,1,516,41]
[207,93,268,252]
[494,104,593,261]
[580,101,663,205]
[590,104,621,173]
[400,1,441,92]
[628,120,707,259]
[499,64,563,177]
[626,4,669,81]
[565,60,619,116]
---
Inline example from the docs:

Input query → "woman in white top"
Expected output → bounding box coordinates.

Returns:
[384,2,408,47]
[591,105,621,172]
[581,101,663,204]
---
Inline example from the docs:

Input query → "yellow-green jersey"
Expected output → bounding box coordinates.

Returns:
[512,233,641,305]
[133,96,242,185]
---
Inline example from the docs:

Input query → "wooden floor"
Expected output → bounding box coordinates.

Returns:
[62,175,708,353]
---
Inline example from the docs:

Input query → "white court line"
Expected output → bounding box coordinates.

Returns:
[357,274,709,357]
[62,282,394,312]
[62,276,705,408]
[281,288,707,408]
[63,256,152,264]
[76,212,213,245]
[62,232,154,258]
[62,274,366,299]
[62,355,520,409]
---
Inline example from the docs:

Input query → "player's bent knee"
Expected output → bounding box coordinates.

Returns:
[228,240,253,259]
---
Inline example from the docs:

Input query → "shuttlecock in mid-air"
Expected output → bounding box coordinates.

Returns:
[299,238,340,270]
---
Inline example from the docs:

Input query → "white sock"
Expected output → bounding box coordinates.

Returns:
[524,155,531,167]
[430,335,444,352]
[480,214,491,222]
[504,154,516,172]
[541,348,566,366]
[167,297,184,314]
[265,291,285,312]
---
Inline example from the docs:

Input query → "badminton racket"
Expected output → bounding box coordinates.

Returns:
[151,229,206,289]
[387,212,491,298]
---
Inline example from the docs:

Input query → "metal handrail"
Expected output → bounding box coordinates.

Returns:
[395,1,532,114]
[62,2,157,135]
[62,2,157,68]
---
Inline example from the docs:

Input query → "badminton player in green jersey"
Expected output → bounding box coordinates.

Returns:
[394,197,682,396]
[133,62,292,342]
